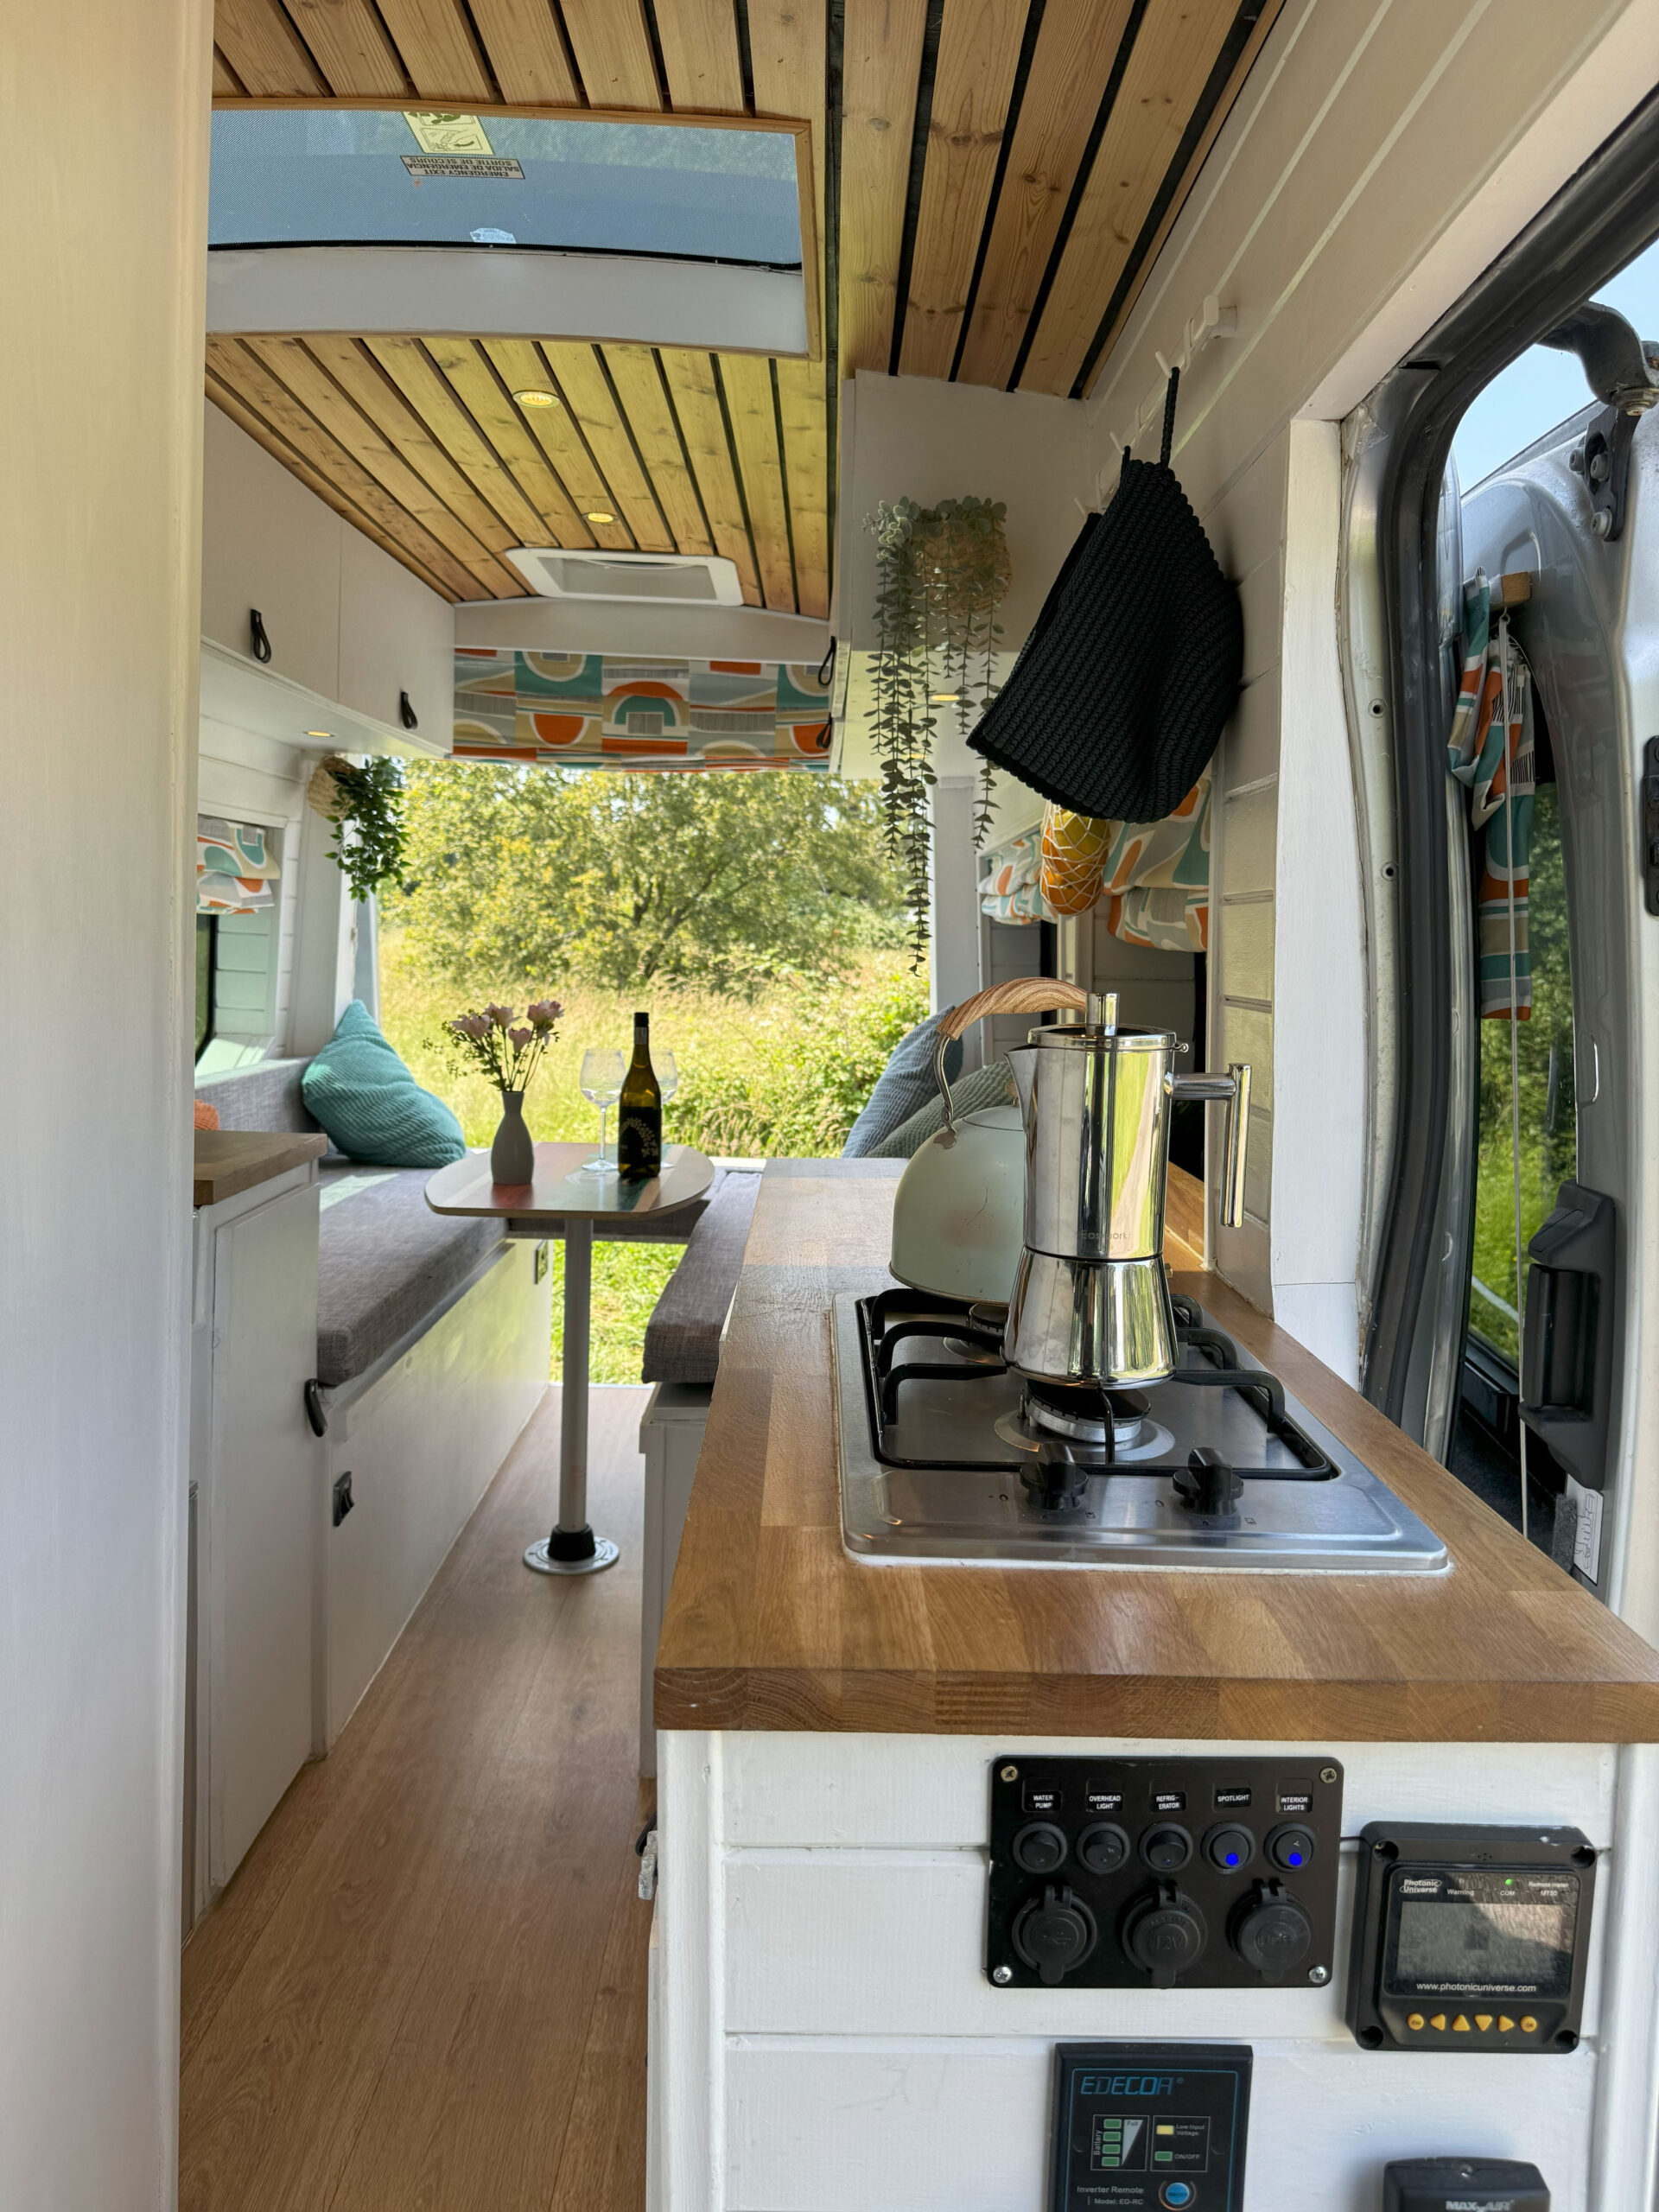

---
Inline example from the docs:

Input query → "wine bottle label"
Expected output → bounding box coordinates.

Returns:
[616,1109,663,1179]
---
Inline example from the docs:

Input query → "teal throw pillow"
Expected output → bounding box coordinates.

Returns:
[302,1001,466,1167]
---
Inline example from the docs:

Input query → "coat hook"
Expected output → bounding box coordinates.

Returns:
[249,608,271,664]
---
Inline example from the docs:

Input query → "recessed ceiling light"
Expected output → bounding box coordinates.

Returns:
[513,388,559,409]
[305,728,332,738]
[586,511,616,524]
[930,692,961,703]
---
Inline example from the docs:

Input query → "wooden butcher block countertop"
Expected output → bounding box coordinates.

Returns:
[654,1163,1659,1743]
[194,1128,327,1207]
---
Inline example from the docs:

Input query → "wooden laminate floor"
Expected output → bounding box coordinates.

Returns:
[181,1385,655,2212]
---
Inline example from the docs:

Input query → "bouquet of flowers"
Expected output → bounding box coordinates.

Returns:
[443,998,564,1094]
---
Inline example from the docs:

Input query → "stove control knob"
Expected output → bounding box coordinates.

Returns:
[1077,1821,1130,1875]
[1122,1883,1208,1986]
[1230,1880,1313,1981]
[1012,1885,1098,1985]
[1140,1822,1192,1873]
[1266,1822,1317,1873]
[1203,1822,1256,1873]
[1012,1821,1068,1875]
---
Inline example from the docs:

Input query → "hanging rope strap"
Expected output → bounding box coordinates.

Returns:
[1160,365,1181,467]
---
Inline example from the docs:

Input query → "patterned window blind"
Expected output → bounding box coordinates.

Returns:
[197,817,281,914]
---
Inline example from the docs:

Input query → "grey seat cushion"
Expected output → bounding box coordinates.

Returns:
[642,1168,762,1385]
[196,1058,318,1134]
[842,1014,964,1156]
[866,1057,1019,1159]
[316,1166,505,1388]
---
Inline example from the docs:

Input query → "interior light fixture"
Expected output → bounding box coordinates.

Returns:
[586,511,616,524]
[514,388,560,409]
[930,691,961,703]
[305,728,332,738]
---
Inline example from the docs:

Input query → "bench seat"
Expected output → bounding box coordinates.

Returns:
[316,1166,505,1389]
[641,1167,761,1385]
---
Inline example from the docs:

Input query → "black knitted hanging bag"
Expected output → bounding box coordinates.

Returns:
[968,370,1243,823]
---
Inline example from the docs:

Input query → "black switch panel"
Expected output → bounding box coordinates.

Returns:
[988,1754,1343,1990]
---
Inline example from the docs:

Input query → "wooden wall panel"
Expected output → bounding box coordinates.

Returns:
[749,0,828,244]
[838,0,930,375]
[658,351,763,602]
[213,48,244,95]
[362,337,556,548]
[559,0,664,109]
[481,339,637,549]
[282,0,407,96]
[601,349,717,556]
[774,358,830,620]
[897,0,1029,381]
[720,354,797,611]
[467,0,581,103]
[955,0,1138,389]
[539,345,677,553]
[657,0,747,112]
[1019,0,1241,396]
[215,0,326,94]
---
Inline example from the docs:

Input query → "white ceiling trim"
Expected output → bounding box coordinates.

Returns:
[206,245,810,355]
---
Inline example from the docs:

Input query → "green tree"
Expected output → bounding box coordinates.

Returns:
[388,763,909,994]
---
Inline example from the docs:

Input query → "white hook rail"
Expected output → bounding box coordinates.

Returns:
[1092,294,1238,502]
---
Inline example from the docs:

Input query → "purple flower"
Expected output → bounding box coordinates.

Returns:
[449,1013,492,1040]
[484,1002,515,1028]
[526,998,563,1028]
[507,1027,533,1049]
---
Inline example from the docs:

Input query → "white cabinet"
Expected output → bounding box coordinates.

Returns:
[189,1165,321,1912]
[201,403,341,699]
[338,524,454,748]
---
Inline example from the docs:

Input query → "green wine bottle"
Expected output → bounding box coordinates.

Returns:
[615,1010,663,1181]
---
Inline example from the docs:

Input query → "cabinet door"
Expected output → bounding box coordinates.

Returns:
[200,403,340,698]
[337,523,454,746]
[207,1181,320,1889]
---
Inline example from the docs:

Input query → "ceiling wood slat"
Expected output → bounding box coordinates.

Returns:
[558,0,664,110]
[281,0,408,96]
[657,0,747,113]
[206,372,458,599]
[242,335,516,594]
[774,356,830,620]
[372,0,496,100]
[658,350,763,603]
[1080,0,1289,397]
[599,348,717,556]
[954,0,1137,389]
[898,0,1030,381]
[480,339,638,550]
[212,48,245,95]
[749,0,827,364]
[838,0,929,376]
[207,338,486,597]
[467,0,581,104]
[362,336,563,547]
[213,0,327,95]
[297,334,533,582]
[718,354,797,611]
[1019,0,1241,397]
[423,338,600,547]
[537,345,677,552]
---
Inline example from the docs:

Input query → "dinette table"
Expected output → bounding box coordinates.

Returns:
[425,1141,715,1574]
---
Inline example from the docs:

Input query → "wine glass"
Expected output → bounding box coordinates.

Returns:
[656,1050,678,1158]
[579,1047,625,1174]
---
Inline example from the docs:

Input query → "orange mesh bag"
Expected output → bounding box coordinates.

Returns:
[1039,804,1115,915]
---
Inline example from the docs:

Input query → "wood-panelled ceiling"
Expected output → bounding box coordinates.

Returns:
[210,0,1282,604]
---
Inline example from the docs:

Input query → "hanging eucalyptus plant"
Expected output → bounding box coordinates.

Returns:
[867,496,1011,964]
[308,752,411,903]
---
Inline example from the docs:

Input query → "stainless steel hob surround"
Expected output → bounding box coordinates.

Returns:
[833,1288,1447,1573]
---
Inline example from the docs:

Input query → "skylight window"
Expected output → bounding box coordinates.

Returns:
[209,109,804,270]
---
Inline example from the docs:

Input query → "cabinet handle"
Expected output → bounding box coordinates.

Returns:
[399,690,419,731]
[303,1378,328,1437]
[249,607,272,664]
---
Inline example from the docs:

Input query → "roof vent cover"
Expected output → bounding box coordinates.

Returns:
[505,549,744,606]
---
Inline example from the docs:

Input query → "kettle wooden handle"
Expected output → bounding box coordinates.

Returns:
[938,979,1087,1042]
[935,981,1089,1133]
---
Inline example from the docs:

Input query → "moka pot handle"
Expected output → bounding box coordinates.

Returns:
[1167,1061,1253,1228]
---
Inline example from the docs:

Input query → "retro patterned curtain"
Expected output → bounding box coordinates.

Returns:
[453,649,833,772]
[197,817,280,913]
[1447,578,1534,1020]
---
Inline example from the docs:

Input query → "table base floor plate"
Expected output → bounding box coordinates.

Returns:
[524,1536,620,1576]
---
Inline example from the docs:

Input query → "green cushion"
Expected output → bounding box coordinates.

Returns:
[867,1057,1018,1159]
[302,1001,467,1168]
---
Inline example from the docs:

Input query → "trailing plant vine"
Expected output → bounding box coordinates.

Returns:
[309,753,411,904]
[867,496,1010,964]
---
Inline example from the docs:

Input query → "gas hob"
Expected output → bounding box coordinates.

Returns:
[832,1289,1446,1573]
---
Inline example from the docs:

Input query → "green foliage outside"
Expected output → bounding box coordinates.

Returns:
[378,763,926,1379]
[385,760,908,994]
[1468,783,1576,1363]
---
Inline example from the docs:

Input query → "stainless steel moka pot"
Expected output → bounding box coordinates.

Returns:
[1003,992,1251,1387]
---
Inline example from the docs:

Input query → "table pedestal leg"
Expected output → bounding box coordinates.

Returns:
[524,1217,619,1576]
